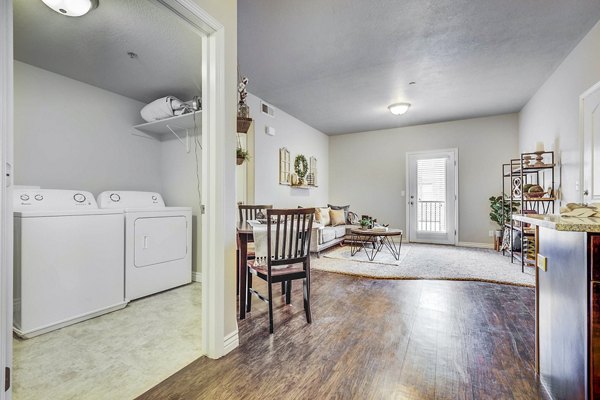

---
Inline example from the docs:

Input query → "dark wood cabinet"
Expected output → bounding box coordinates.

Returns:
[590,235,600,399]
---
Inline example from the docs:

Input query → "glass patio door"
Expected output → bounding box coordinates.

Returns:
[407,150,457,245]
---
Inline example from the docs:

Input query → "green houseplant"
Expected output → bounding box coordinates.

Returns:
[359,218,370,230]
[489,195,519,234]
[236,147,250,165]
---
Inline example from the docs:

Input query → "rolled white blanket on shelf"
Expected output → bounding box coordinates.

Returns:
[140,96,186,122]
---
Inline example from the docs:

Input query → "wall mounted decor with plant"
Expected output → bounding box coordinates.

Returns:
[236,132,250,165]
[236,147,250,165]
[294,154,308,185]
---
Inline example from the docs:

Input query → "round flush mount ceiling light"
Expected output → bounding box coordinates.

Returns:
[388,102,411,115]
[40,0,98,17]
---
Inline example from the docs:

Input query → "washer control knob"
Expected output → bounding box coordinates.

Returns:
[152,195,157,201]
[110,193,121,202]
[73,193,86,203]
[20,194,29,201]
[34,194,43,201]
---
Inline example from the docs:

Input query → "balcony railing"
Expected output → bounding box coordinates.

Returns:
[417,200,446,232]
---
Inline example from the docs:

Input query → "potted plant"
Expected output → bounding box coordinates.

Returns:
[359,218,370,230]
[236,147,250,165]
[489,195,520,236]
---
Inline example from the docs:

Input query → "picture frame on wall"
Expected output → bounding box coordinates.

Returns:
[279,147,291,185]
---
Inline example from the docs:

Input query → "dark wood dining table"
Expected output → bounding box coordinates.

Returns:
[236,221,253,319]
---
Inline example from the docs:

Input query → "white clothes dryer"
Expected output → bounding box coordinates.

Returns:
[13,189,126,338]
[97,191,192,300]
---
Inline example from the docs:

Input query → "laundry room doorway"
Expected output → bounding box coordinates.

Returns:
[0,0,231,399]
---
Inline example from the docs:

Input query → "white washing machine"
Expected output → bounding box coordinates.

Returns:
[97,191,192,300]
[13,189,126,338]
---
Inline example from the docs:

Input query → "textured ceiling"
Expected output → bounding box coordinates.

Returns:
[14,0,202,104]
[239,0,600,135]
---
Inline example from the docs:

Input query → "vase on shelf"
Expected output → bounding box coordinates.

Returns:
[237,101,250,119]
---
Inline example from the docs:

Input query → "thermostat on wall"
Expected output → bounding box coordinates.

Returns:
[265,126,276,136]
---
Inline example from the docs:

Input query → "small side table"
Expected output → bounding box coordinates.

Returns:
[350,228,403,261]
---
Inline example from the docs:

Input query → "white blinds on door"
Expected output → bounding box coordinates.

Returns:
[417,158,447,232]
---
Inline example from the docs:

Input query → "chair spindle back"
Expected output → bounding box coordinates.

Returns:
[267,208,315,267]
[238,204,273,223]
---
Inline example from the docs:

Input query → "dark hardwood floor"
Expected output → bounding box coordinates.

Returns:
[137,271,548,399]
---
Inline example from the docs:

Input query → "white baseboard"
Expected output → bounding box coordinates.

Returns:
[223,329,239,354]
[458,241,494,249]
[192,271,202,282]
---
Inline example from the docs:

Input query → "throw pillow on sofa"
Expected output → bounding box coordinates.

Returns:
[318,207,331,226]
[330,209,345,226]
[328,204,350,221]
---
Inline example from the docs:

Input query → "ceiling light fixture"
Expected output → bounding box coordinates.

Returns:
[388,102,411,115]
[40,0,98,17]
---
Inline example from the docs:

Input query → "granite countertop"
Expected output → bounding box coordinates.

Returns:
[513,214,600,232]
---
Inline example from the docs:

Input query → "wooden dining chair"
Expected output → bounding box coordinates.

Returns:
[246,208,315,334]
[237,204,273,295]
[238,204,273,223]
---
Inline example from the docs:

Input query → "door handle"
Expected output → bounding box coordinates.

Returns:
[585,189,590,196]
[143,236,149,249]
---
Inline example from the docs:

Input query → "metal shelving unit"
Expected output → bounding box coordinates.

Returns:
[502,151,555,272]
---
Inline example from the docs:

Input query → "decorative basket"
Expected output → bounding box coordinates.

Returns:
[524,191,545,199]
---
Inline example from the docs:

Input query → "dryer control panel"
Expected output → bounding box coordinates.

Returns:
[97,191,166,209]
[13,189,98,211]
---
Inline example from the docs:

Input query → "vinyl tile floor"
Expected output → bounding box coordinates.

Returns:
[13,283,202,400]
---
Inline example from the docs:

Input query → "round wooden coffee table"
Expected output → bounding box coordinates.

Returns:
[349,228,403,261]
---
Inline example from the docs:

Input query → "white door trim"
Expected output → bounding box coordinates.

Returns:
[154,0,233,360]
[580,79,600,204]
[405,148,459,245]
[0,0,13,397]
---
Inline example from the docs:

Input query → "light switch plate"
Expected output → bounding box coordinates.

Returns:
[537,254,547,271]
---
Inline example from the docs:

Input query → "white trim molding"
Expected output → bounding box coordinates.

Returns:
[0,0,13,397]
[223,329,239,354]
[458,241,494,249]
[192,271,202,283]
[580,79,600,204]
[155,0,235,360]
[199,18,234,360]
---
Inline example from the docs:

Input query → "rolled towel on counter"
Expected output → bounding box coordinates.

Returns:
[140,96,185,122]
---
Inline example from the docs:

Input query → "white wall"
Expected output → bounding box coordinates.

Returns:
[13,61,162,194]
[519,19,600,203]
[160,132,202,273]
[329,114,519,245]
[247,92,329,208]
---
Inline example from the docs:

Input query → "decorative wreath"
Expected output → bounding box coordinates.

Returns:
[294,155,308,178]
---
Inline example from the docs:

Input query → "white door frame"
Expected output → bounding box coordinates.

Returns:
[580,79,600,204]
[0,1,232,397]
[0,0,13,397]
[405,148,459,245]
[123,0,235,360]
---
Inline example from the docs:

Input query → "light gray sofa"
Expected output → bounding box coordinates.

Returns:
[310,223,359,257]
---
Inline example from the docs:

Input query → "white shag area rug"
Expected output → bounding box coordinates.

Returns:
[313,243,535,287]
